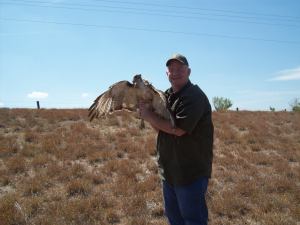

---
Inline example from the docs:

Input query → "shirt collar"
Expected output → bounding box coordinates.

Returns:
[166,80,192,97]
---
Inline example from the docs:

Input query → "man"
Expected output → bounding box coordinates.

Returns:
[139,53,214,225]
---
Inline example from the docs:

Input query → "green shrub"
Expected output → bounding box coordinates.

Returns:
[213,97,233,111]
[290,98,300,112]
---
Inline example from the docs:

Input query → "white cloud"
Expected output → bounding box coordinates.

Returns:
[0,102,4,106]
[269,66,300,81]
[27,91,49,99]
[81,93,89,98]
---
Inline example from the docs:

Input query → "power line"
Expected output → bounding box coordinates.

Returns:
[5,0,300,23]
[1,1,299,28]
[6,0,300,22]
[90,0,300,20]
[1,17,299,45]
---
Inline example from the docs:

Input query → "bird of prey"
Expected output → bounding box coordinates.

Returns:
[88,74,175,128]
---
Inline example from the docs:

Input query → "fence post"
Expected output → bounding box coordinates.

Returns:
[36,101,40,109]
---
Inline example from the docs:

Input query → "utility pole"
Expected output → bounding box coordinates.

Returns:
[36,101,40,109]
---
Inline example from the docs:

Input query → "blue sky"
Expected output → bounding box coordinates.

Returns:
[0,0,299,110]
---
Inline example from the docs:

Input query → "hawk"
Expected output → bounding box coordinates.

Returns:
[88,74,175,128]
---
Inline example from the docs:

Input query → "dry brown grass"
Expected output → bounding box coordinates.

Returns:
[209,111,300,225]
[0,109,299,225]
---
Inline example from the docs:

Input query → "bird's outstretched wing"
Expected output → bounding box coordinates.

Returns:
[88,81,138,121]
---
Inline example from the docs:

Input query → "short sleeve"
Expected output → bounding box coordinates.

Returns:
[175,94,205,133]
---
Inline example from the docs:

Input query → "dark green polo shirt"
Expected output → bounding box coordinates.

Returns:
[157,80,214,186]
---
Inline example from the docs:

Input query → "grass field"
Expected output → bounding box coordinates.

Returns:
[0,109,299,225]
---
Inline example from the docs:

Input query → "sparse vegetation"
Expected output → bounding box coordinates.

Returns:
[212,97,233,111]
[290,98,300,112]
[0,109,299,225]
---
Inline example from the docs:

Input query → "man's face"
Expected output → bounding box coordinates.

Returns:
[166,60,191,91]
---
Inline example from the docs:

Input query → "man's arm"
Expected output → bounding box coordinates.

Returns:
[149,123,159,132]
[139,103,186,136]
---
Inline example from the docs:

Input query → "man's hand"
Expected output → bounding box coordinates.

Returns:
[138,101,186,136]
[138,101,154,121]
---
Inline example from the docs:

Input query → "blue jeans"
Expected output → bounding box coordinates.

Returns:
[163,177,209,225]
